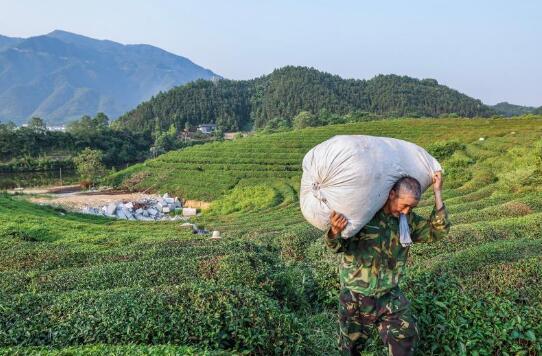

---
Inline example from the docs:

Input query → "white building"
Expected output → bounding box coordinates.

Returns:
[48,126,66,132]
[197,124,217,134]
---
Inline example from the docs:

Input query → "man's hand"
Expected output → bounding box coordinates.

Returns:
[330,210,348,236]
[433,171,444,210]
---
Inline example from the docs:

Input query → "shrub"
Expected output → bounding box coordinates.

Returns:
[277,226,321,262]
[0,284,308,354]
[207,184,280,214]
[427,140,466,161]
[73,148,106,187]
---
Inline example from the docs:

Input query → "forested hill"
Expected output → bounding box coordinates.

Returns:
[114,66,495,135]
[490,102,536,116]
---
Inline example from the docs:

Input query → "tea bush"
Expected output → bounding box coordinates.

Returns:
[0,284,308,354]
[2,116,542,354]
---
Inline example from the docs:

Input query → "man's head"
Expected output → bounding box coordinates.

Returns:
[385,176,421,217]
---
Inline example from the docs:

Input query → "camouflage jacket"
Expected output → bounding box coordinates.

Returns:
[324,204,451,296]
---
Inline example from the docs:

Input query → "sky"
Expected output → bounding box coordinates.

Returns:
[1,0,540,106]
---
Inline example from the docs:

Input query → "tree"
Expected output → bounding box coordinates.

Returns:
[0,121,16,133]
[28,117,47,133]
[319,108,345,125]
[264,117,291,131]
[73,148,107,187]
[67,115,93,135]
[93,112,109,129]
[213,126,225,140]
[67,113,109,135]
[152,124,177,155]
[292,111,320,129]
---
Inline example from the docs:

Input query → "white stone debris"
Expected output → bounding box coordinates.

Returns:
[182,208,197,217]
[79,193,187,222]
[105,203,117,216]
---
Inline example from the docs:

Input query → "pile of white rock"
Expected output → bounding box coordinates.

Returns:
[82,193,198,221]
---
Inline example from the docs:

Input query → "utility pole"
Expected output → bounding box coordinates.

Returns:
[59,166,63,192]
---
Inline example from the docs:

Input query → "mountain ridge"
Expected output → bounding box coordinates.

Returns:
[0,30,220,125]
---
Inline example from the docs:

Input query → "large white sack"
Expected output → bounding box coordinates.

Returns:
[300,135,442,238]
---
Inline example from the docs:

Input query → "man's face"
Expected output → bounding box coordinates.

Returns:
[387,190,419,217]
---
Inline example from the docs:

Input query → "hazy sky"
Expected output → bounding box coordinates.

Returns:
[1,0,540,106]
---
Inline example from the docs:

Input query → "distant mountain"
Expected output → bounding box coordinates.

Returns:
[0,30,220,125]
[490,102,536,116]
[0,35,23,51]
[114,66,495,135]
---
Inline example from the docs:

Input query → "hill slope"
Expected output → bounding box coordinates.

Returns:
[2,116,542,354]
[0,30,219,125]
[114,66,496,135]
[108,116,541,201]
[490,101,536,116]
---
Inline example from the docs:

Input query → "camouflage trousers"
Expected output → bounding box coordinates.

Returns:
[338,287,419,356]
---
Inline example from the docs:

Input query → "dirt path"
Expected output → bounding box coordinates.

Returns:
[12,184,211,211]
[29,191,162,211]
[10,184,161,211]
[9,184,82,195]
[184,200,211,209]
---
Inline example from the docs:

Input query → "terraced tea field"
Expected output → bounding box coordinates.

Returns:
[2,116,542,354]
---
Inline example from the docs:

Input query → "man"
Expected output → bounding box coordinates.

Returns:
[325,172,450,355]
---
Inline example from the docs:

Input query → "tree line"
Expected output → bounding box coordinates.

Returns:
[114,66,496,137]
[0,114,152,171]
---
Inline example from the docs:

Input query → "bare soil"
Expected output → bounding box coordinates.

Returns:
[9,184,82,195]
[11,184,211,211]
[29,192,162,211]
[184,200,211,209]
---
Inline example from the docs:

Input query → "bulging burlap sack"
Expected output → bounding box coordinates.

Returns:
[300,135,441,237]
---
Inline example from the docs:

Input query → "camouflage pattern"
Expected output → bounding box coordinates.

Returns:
[325,204,450,354]
[324,204,450,296]
[339,286,419,355]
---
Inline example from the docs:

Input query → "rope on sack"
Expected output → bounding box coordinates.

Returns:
[312,181,331,209]
[313,179,341,236]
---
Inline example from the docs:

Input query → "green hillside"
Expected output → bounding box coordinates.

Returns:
[490,102,536,116]
[108,117,541,201]
[113,66,495,136]
[2,116,542,354]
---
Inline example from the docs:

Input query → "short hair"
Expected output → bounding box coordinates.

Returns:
[392,176,421,200]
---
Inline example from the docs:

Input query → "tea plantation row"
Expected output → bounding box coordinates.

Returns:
[2,116,542,354]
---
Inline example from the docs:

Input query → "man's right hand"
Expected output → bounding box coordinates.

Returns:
[330,210,348,236]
